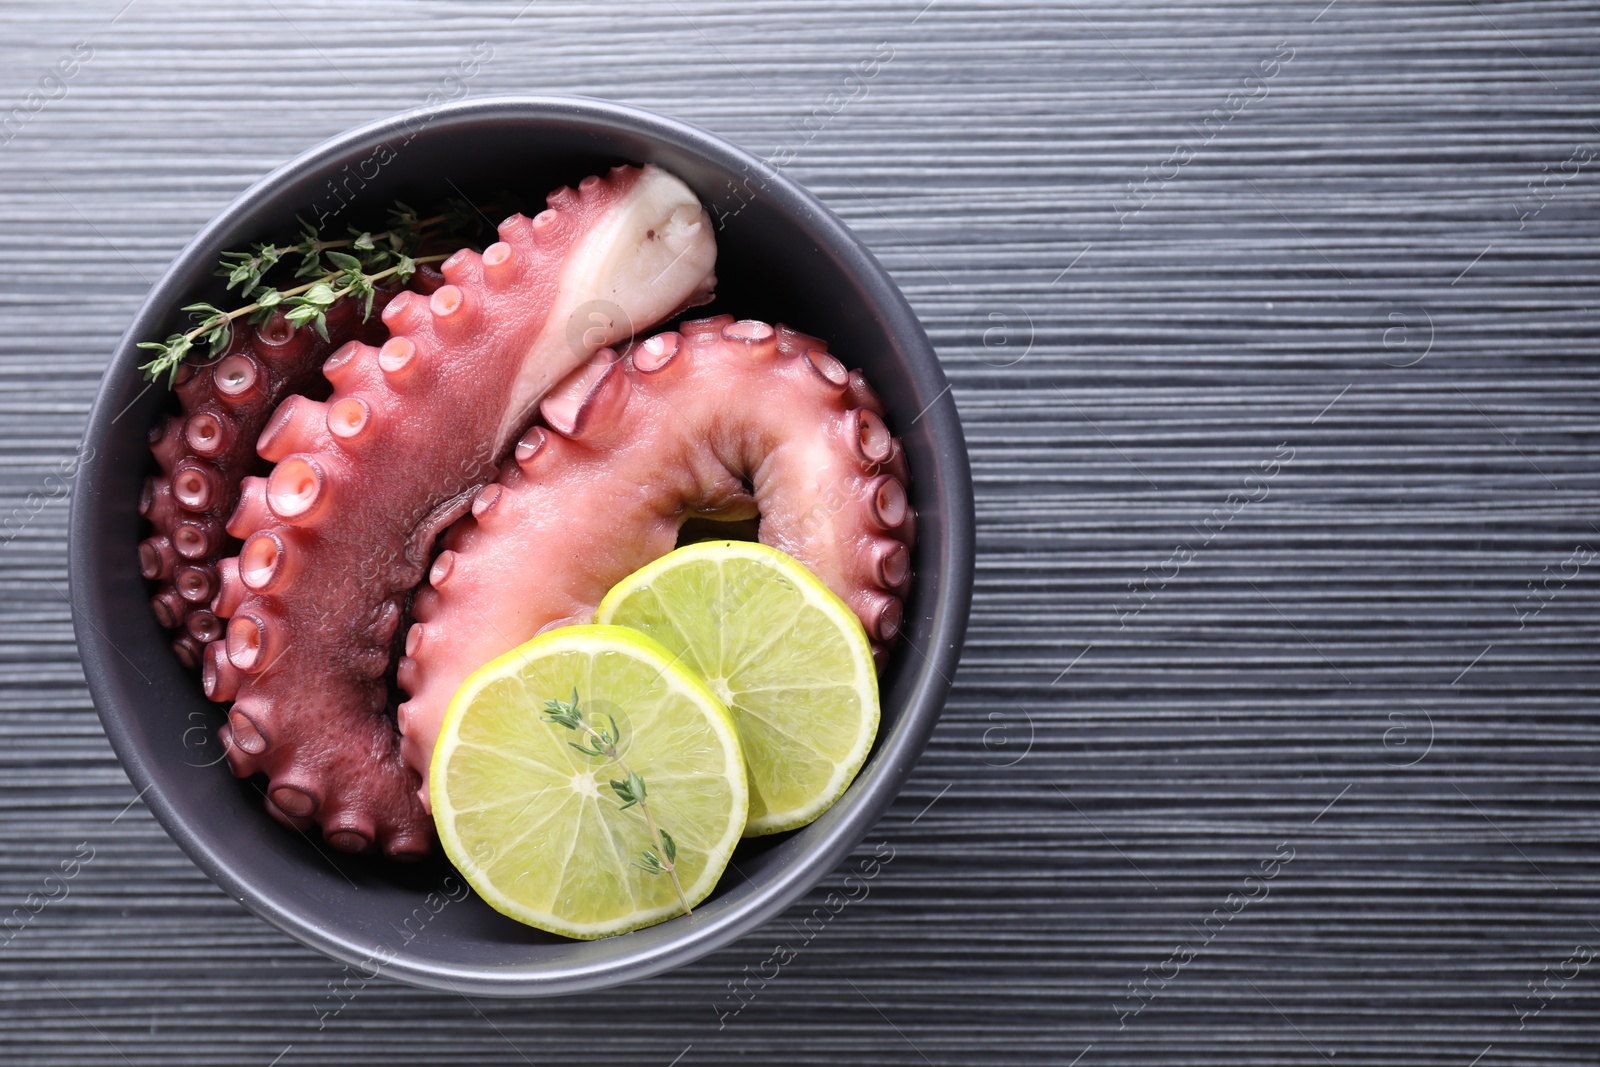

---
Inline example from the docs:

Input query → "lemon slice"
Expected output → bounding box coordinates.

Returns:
[597,541,879,836]
[430,625,747,939]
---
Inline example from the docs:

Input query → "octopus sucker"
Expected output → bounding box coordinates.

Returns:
[208,165,719,856]
[397,320,915,809]
[140,287,421,662]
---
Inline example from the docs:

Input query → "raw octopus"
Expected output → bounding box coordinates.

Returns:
[202,165,718,858]
[396,315,915,808]
[140,286,435,668]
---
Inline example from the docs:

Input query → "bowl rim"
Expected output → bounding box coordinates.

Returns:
[69,93,974,995]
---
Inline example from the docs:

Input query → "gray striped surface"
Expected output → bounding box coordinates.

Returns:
[3,0,1599,1063]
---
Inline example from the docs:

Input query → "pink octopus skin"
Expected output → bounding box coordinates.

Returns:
[208,165,719,857]
[396,314,915,808]
[140,290,426,668]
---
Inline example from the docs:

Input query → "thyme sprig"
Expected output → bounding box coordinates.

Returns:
[136,198,482,387]
[542,688,691,918]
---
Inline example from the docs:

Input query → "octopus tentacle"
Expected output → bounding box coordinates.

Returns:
[397,316,915,808]
[211,165,718,856]
[140,284,432,666]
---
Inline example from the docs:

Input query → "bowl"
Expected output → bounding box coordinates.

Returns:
[69,95,973,995]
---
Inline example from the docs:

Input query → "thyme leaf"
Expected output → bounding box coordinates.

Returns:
[542,689,693,918]
[139,197,482,386]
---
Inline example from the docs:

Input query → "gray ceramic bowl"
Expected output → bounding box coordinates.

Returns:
[69,96,973,995]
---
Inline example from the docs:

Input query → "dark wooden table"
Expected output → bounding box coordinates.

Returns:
[2,1,1597,1063]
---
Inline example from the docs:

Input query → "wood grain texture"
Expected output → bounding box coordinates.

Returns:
[2,0,1598,1063]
